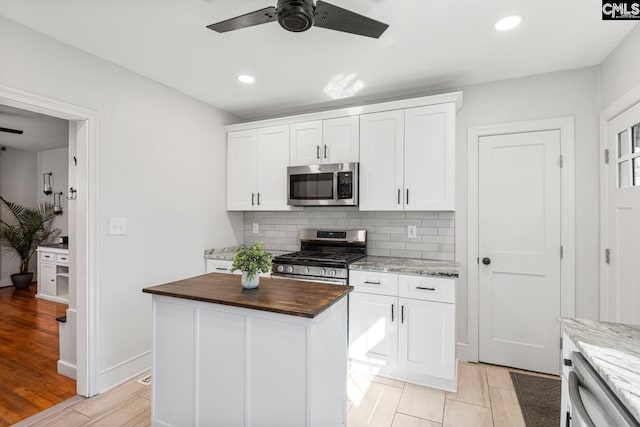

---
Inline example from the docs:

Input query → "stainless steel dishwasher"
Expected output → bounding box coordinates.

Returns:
[568,352,639,427]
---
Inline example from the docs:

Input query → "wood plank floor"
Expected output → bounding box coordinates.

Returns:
[0,283,76,426]
[22,362,556,426]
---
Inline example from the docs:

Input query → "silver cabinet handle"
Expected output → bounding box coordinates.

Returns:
[317,145,320,159]
[364,280,381,285]
[257,193,261,206]
[569,371,596,427]
[416,286,436,291]
[251,193,255,206]
[401,305,405,323]
[324,144,327,159]
[215,267,228,271]
[406,189,409,205]
[398,189,401,205]
[391,304,395,322]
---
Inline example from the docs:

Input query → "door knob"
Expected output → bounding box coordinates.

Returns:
[482,257,491,265]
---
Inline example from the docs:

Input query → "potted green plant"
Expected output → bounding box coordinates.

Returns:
[0,196,59,289]
[231,242,273,289]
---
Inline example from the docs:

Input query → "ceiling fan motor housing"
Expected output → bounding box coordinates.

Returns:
[277,0,315,32]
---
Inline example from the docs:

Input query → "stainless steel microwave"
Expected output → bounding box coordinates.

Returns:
[287,163,359,206]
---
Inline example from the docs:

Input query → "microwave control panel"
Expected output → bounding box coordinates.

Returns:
[337,172,353,199]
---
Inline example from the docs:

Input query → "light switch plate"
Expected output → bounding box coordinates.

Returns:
[408,225,417,239]
[252,223,259,234]
[109,217,127,236]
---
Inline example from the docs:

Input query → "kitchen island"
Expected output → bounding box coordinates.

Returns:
[143,273,352,427]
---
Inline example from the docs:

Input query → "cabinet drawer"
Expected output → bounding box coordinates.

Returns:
[56,253,69,263]
[349,271,398,296]
[40,252,55,262]
[399,275,455,303]
[206,260,236,274]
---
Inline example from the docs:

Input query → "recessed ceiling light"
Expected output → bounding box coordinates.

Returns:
[238,74,255,84]
[495,15,522,31]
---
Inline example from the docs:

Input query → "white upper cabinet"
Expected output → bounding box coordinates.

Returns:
[360,103,456,211]
[290,121,323,166]
[404,104,455,211]
[359,110,405,211]
[290,117,359,166]
[227,130,257,211]
[227,125,290,211]
[323,116,359,163]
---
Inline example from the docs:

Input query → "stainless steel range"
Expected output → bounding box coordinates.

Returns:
[272,229,367,285]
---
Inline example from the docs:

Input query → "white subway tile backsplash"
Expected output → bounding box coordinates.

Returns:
[242,209,455,260]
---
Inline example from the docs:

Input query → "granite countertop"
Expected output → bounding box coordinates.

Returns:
[143,273,352,318]
[204,246,288,261]
[561,318,640,422]
[349,256,459,278]
[38,243,69,251]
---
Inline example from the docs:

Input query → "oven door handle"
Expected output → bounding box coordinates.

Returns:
[569,371,596,427]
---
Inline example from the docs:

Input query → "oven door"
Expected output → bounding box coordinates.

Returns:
[271,272,347,286]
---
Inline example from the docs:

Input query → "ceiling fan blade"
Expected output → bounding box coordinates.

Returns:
[207,6,277,33]
[313,1,388,39]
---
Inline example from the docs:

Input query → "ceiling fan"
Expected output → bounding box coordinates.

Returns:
[207,0,389,39]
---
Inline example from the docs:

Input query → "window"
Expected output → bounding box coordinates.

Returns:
[617,124,640,188]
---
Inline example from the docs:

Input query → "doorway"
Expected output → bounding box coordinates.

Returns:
[601,98,640,324]
[0,84,99,403]
[467,118,576,375]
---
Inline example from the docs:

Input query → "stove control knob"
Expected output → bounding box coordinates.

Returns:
[328,269,336,277]
[276,265,284,273]
[302,267,310,275]
[318,268,326,276]
[286,266,294,273]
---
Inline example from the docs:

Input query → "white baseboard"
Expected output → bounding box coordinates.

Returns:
[57,360,77,380]
[457,342,476,363]
[98,350,152,393]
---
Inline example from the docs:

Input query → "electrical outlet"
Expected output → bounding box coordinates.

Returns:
[108,217,127,236]
[252,223,259,234]
[408,225,417,239]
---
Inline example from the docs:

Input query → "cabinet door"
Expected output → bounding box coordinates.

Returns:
[227,130,257,210]
[40,263,57,295]
[323,116,359,163]
[290,121,323,166]
[359,110,405,211]
[404,104,455,210]
[398,298,455,380]
[348,292,398,366]
[256,125,290,210]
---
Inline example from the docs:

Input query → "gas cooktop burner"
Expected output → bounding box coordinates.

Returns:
[271,229,367,284]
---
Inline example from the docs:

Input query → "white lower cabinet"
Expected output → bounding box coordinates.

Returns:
[205,259,270,277]
[349,270,457,391]
[37,247,70,304]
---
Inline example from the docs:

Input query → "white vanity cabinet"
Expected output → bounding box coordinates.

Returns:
[359,103,456,211]
[227,125,290,211]
[348,270,457,391]
[289,117,359,166]
[36,246,69,304]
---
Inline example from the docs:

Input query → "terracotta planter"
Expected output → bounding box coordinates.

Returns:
[11,272,34,289]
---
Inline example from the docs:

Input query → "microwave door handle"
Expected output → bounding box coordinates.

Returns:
[333,171,339,203]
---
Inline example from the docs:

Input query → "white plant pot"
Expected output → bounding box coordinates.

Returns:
[241,272,260,289]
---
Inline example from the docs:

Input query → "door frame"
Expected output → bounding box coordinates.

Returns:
[599,82,640,321]
[0,84,100,397]
[465,117,576,363]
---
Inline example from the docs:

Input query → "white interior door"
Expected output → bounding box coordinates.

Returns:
[478,130,561,375]
[606,102,640,324]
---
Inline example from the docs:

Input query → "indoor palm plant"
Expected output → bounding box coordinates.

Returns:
[231,242,273,289]
[0,196,59,289]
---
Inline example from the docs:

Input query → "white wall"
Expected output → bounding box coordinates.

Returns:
[453,67,601,347]
[600,24,640,108]
[0,147,38,286]
[38,147,69,236]
[0,16,243,390]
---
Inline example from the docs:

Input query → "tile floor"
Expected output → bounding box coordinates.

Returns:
[18,362,557,426]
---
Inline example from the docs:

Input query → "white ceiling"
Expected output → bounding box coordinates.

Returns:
[0,0,636,120]
[0,105,69,152]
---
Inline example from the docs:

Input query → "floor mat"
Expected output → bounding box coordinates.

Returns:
[510,371,561,427]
